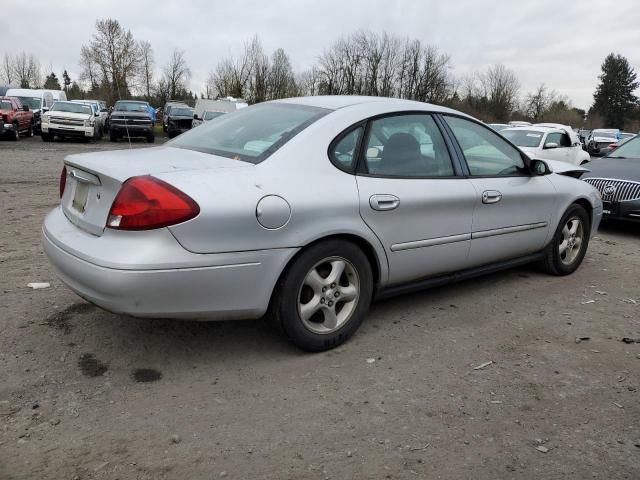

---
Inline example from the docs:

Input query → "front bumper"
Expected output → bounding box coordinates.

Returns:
[602,199,640,223]
[110,124,152,137]
[43,124,94,137]
[42,207,298,320]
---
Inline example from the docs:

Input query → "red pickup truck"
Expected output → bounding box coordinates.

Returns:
[0,96,34,140]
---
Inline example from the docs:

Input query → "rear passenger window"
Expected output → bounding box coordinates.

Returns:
[363,114,454,177]
[330,126,363,170]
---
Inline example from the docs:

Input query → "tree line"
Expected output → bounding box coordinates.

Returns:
[1,18,638,130]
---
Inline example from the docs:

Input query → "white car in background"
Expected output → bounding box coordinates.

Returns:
[501,125,590,166]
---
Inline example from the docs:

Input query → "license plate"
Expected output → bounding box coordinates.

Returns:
[72,182,89,213]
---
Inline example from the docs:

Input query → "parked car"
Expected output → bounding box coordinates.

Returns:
[70,100,106,138]
[41,101,100,142]
[488,123,510,132]
[193,110,226,127]
[582,135,640,223]
[501,125,590,165]
[587,129,620,156]
[595,134,635,157]
[578,129,591,150]
[193,97,247,126]
[6,88,54,133]
[42,96,602,351]
[162,101,190,132]
[108,100,154,143]
[166,106,195,138]
[0,96,34,140]
[509,120,532,127]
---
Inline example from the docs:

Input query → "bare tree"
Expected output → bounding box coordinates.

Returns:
[163,49,191,99]
[268,48,296,100]
[524,83,556,120]
[478,64,520,120]
[139,40,154,99]
[297,67,322,96]
[79,18,142,102]
[2,54,14,85]
[12,53,42,88]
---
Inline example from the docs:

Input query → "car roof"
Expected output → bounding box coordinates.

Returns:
[502,126,562,134]
[274,95,461,114]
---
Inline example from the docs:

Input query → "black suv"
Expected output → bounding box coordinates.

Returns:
[109,100,154,143]
[162,101,190,132]
[166,106,194,138]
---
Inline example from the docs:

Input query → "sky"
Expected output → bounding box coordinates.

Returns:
[2,0,639,110]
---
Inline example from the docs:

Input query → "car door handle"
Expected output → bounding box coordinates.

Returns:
[482,190,502,204]
[370,194,400,211]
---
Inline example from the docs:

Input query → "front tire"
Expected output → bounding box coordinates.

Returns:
[147,133,155,143]
[540,204,590,275]
[41,132,53,142]
[271,240,373,352]
[10,123,19,141]
[109,130,118,142]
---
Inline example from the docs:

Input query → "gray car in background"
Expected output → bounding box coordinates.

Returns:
[42,96,602,351]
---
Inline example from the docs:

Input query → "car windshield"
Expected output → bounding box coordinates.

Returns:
[17,97,41,109]
[203,111,224,120]
[114,102,148,112]
[501,129,544,148]
[0,100,12,110]
[50,102,92,114]
[169,103,329,163]
[608,136,640,159]
[172,108,193,116]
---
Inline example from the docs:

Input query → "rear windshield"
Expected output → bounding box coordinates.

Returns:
[17,97,41,109]
[169,103,329,163]
[114,102,148,112]
[593,130,618,139]
[50,102,92,114]
[608,135,640,159]
[501,129,544,148]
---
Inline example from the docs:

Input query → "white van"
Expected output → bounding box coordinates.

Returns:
[5,88,55,133]
[46,90,67,102]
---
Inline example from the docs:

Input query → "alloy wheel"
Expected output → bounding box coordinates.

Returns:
[297,256,360,334]
[559,217,584,265]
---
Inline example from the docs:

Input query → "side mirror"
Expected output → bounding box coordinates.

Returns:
[530,159,551,176]
[543,142,558,149]
[193,113,198,120]
[22,105,29,112]
[95,112,100,117]
[42,107,49,113]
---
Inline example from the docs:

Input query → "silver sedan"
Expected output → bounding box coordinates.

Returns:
[43,96,603,351]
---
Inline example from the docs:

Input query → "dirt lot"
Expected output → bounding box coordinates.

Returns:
[1,136,639,479]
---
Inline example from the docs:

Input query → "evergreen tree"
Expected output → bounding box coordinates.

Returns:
[43,72,61,90]
[591,53,639,129]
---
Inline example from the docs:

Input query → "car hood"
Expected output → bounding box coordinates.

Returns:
[0,108,14,115]
[544,159,590,175]
[64,146,252,183]
[111,111,150,118]
[169,115,193,120]
[581,157,640,182]
[47,111,91,120]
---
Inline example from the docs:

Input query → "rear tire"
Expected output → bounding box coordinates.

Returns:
[271,240,373,352]
[540,204,590,276]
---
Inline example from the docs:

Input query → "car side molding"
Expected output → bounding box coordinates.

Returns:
[375,251,545,300]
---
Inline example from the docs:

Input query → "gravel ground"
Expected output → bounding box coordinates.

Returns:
[1,136,639,479]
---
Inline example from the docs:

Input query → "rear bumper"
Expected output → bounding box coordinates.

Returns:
[42,207,297,320]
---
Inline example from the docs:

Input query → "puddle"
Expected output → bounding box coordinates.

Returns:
[131,368,162,383]
[78,353,108,377]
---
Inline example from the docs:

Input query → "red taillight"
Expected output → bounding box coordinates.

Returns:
[609,143,618,149]
[59,166,67,198]
[107,176,200,230]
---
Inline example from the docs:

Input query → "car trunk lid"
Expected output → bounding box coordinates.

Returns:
[61,146,251,236]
